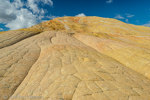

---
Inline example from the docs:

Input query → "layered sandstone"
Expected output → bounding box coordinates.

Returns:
[0,17,150,100]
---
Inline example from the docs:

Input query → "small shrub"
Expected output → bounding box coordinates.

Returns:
[68,33,75,36]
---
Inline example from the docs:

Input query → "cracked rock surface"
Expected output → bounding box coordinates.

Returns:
[0,17,150,100]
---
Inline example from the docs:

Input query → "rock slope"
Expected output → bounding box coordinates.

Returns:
[0,17,150,100]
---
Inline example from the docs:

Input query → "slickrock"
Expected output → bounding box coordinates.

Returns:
[31,17,150,79]
[74,34,150,79]
[0,17,150,100]
[0,29,42,49]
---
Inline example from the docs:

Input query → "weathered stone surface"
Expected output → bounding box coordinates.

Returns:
[0,17,150,100]
[0,29,42,49]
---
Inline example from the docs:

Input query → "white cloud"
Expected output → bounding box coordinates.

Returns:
[143,21,150,27]
[114,14,124,19]
[125,13,135,18]
[41,9,45,14]
[0,0,54,30]
[27,0,53,14]
[75,13,86,17]
[13,0,24,8]
[0,0,17,23]
[27,0,40,14]
[126,19,129,23]
[43,0,53,6]
[46,14,59,19]
[0,28,3,30]
[5,8,39,30]
[106,0,113,3]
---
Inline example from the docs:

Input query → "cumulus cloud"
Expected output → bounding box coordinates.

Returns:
[125,13,135,18]
[27,0,40,14]
[0,0,54,30]
[5,8,39,30]
[106,0,113,3]
[0,0,17,23]
[75,13,86,17]
[143,21,150,27]
[114,14,124,19]
[0,28,3,30]
[27,0,53,14]
[13,0,24,8]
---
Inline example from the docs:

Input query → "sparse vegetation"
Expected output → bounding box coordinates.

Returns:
[0,31,6,34]
[68,33,75,36]
[18,28,43,33]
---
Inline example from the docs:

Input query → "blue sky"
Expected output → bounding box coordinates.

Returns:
[0,0,150,31]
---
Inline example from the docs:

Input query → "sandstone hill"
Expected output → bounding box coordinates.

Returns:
[0,17,150,100]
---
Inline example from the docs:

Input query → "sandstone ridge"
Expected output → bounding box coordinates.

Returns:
[0,17,150,100]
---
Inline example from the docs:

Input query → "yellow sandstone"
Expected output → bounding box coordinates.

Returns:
[0,17,150,100]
